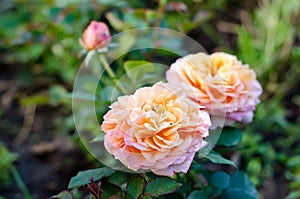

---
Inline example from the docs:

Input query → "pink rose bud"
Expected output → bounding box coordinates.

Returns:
[82,20,111,50]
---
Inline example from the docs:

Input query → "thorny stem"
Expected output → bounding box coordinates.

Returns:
[98,53,129,95]
[87,178,102,199]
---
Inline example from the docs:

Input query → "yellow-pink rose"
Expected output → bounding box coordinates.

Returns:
[166,52,262,127]
[101,82,211,176]
[81,20,111,50]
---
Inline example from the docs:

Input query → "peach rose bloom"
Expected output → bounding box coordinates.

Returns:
[166,52,262,127]
[82,20,111,50]
[101,82,211,176]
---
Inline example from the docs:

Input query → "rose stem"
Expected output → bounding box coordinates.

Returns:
[98,53,129,94]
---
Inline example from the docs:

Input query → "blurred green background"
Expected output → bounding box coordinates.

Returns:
[0,0,299,198]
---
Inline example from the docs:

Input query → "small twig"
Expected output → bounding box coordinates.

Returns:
[13,104,36,147]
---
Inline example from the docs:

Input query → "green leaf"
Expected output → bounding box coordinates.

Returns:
[117,32,136,56]
[123,60,154,87]
[106,12,131,31]
[0,144,18,184]
[123,192,134,199]
[101,86,121,102]
[187,191,207,199]
[21,44,46,62]
[229,171,258,197]
[140,195,153,199]
[145,177,181,197]
[96,0,128,8]
[198,128,223,158]
[217,127,242,147]
[221,188,258,199]
[164,192,186,199]
[68,167,115,188]
[126,175,147,198]
[124,12,147,28]
[20,95,49,106]
[205,151,236,167]
[0,145,18,166]
[204,185,222,198]
[287,155,300,169]
[101,182,122,199]
[209,171,230,189]
[285,190,300,199]
[107,171,129,185]
[106,196,122,199]
[51,190,74,199]
[49,85,68,106]
[91,133,104,142]
[177,183,192,194]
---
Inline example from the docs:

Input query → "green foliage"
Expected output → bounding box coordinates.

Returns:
[285,190,300,199]
[20,95,49,106]
[177,169,258,199]
[49,85,69,106]
[217,127,242,147]
[126,175,147,199]
[0,143,18,185]
[236,0,300,195]
[0,144,32,199]
[206,171,259,199]
[229,171,258,197]
[221,189,257,199]
[124,60,154,80]
[67,171,183,199]
[210,171,230,189]
[101,182,122,199]
[237,0,300,80]
[0,1,84,83]
[123,60,155,92]
[68,167,115,189]
[145,177,181,197]
[187,191,207,199]
[51,190,74,199]
[205,151,236,168]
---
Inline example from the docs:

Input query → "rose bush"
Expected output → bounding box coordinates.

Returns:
[101,82,211,176]
[68,22,262,198]
[166,52,262,127]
